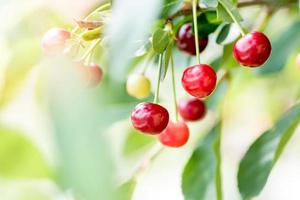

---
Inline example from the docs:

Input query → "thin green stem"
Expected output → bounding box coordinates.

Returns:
[192,0,201,64]
[80,39,101,61]
[154,54,163,104]
[219,0,246,36]
[170,51,179,122]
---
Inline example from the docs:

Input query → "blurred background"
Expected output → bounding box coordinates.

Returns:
[0,0,300,200]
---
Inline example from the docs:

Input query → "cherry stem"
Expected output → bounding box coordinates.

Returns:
[219,0,246,36]
[192,0,201,64]
[154,54,163,104]
[80,39,101,61]
[170,51,179,122]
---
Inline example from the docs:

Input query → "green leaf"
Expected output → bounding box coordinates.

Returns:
[160,0,182,18]
[238,104,300,199]
[160,42,173,81]
[152,28,170,53]
[123,128,156,156]
[257,21,300,74]
[182,122,223,200]
[106,0,162,82]
[116,179,136,200]
[200,0,218,8]
[0,126,51,178]
[217,0,242,23]
[47,58,138,200]
[216,24,231,44]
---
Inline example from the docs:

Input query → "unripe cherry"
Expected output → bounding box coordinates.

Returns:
[181,64,217,98]
[159,121,190,148]
[176,23,208,55]
[79,63,103,88]
[131,102,169,134]
[41,28,71,53]
[126,74,151,99]
[233,31,271,67]
[178,98,206,121]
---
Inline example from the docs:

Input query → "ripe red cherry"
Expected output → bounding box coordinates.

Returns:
[181,64,217,98]
[178,98,206,121]
[131,103,169,134]
[79,63,103,87]
[233,31,271,67]
[159,121,190,148]
[41,28,71,53]
[176,23,208,55]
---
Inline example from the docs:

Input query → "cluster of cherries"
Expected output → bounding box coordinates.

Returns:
[41,19,272,148]
[41,28,103,87]
[130,22,272,148]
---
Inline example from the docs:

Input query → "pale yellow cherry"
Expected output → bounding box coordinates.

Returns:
[126,74,151,99]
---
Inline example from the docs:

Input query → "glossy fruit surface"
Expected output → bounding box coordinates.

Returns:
[181,64,217,98]
[159,121,190,148]
[79,63,103,87]
[178,98,206,121]
[41,28,71,53]
[131,103,169,134]
[176,23,208,55]
[233,31,271,67]
[126,74,151,99]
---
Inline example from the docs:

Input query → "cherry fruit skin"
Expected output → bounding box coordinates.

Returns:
[181,64,217,98]
[178,98,206,121]
[176,23,208,55]
[79,63,103,87]
[159,121,190,148]
[41,28,71,53]
[233,31,271,67]
[126,74,151,99]
[131,103,169,134]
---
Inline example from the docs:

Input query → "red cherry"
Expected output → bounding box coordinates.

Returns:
[181,64,217,98]
[159,121,190,148]
[176,23,208,55]
[178,98,206,121]
[41,28,71,53]
[131,103,169,134]
[233,31,271,67]
[79,63,103,87]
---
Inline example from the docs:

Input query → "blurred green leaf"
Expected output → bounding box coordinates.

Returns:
[196,12,221,36]
[201,0,218,8]
[0,126,50,179]
[152,28,171,53]
[0,38,40,108]
[0,8,67,109]
[160,0,182,17]
[238,104,300,199]
[182,122,223,200]
[160,42,173,81]
[217,0,242,23]
[123,128,156,156]
[106,0,162,82]
[116,179,137,200]
[216,24,231,44]
[47,58,139,200]
[257,21,300,74]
